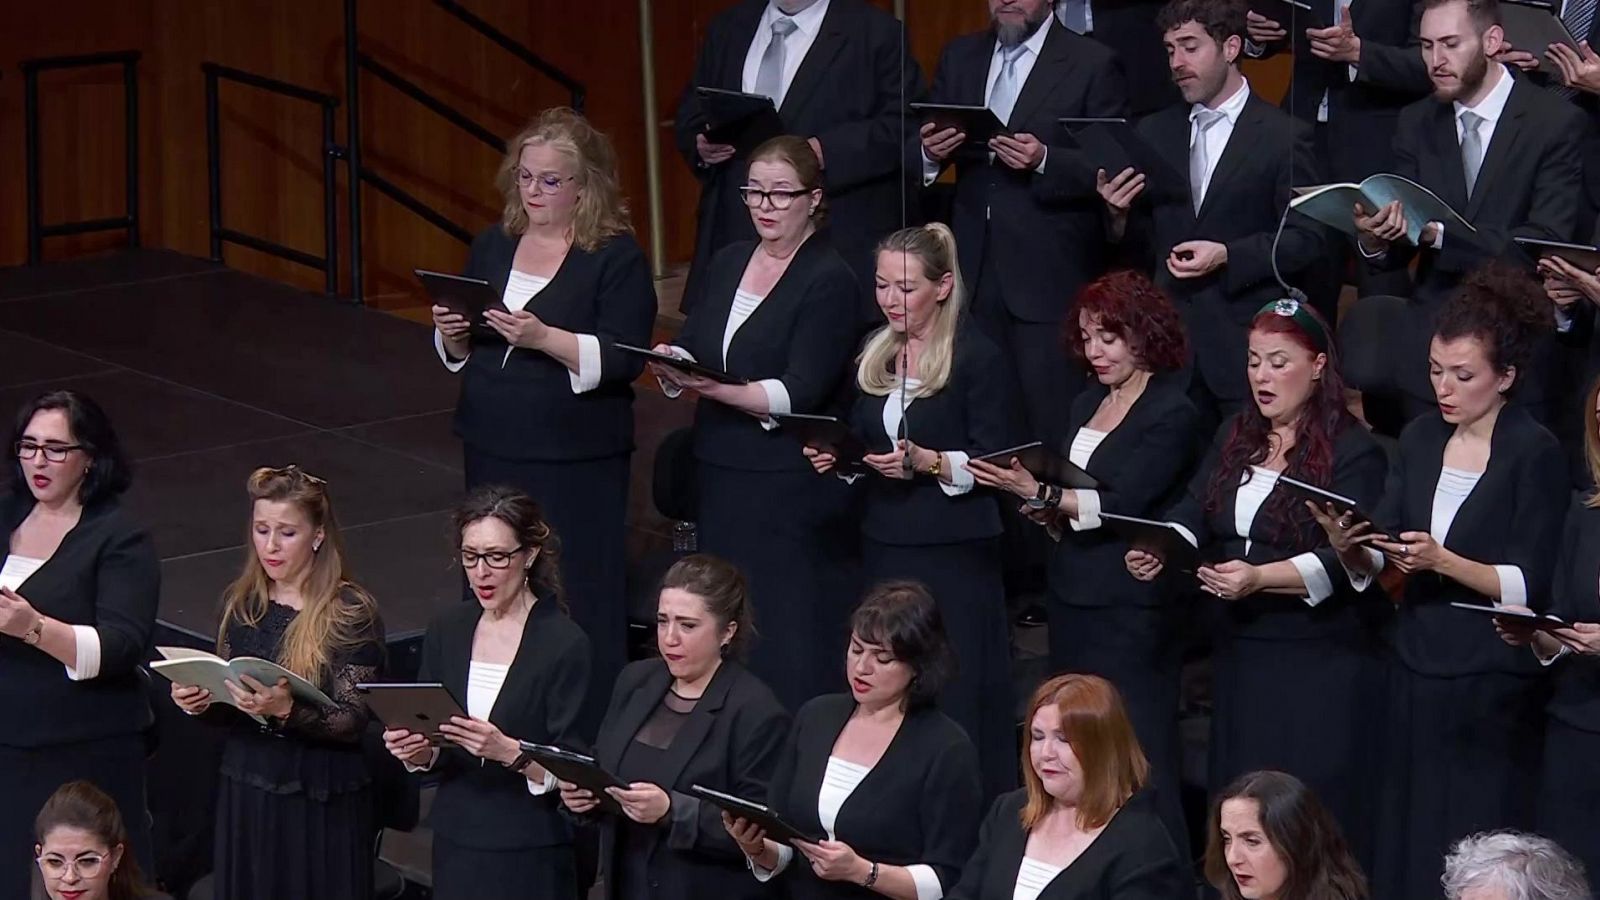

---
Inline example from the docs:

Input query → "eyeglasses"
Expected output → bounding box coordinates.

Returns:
[14,441,83,463]
[260,464,327,486]
[460,547,525,570]
[515,169,576,193]
[738,186,811,210]
[37,853,108,879]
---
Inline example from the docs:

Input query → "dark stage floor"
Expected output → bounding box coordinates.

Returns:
[0,249,687,647]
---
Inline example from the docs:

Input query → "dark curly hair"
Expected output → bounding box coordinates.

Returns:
[1205,304,1356,550]
[1065,270,1190,373]
[1204,771,1369,900]
[1156,0,1248,43]
[1433,262,1553,394]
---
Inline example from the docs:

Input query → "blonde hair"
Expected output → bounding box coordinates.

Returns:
[497,107,632,251]
[217,467,379,684]
[856,223,965,397]
[1586,375,1600,510]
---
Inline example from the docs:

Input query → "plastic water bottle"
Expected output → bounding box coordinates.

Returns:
[672,521,698,553]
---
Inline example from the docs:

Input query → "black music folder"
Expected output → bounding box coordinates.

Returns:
[520,743,628,814]
[414,269,507,338]
[1101,513,1202,574]
[1057,118,1186,200]
[910,102,1009,144]
[1449,602,1571,631]
[1501,0,1579,77]
[614,343,749,386]
[971,441,1101,490]
[696,87,784,156]
[1248,0,1326,26]
[1513,237,1600,273]
[773,413,868,468]
[689,784,825,844]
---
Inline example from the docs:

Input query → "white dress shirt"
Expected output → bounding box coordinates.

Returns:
[920,21,1053,185]
[1416,63,1513,251]
[433,269,603,393]
[1189,78,1252,210]
[404,659,557,795]
[751,756,946,899]
[1066,427,1108,531]
[0,554,101,681]
[881,376,975,497]
[1013,857,1066,900]
[741,0,832,107]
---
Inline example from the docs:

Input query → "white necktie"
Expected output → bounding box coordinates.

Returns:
[1460,110,1485,200]
[1190,108,1226,213]
[988,44,1028,126]
[754,17,799,104]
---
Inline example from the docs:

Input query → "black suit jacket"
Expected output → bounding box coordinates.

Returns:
[921,19,1129,323]
[452,227,657,462]
[849,328,1024,545]
[0,494,157,747]
[590,659,789,900]
[769,694,983,900]
[677,235,860,473]
[418,597,591,850]
[1123,93,1325,404]
[945,788,1187,900]
[1068,0,1179,116]
[1167,418,1390,640]
[674,0,924,314]
[1050,373,1202,608]
[1378,405,1569,677]
[1548,497,1600,732]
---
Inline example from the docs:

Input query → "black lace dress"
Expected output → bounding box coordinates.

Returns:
[212,599,384,900]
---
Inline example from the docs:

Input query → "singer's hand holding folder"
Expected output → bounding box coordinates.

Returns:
[1513,237,1600,272]
[689,784,824,844]
[773,413,867,468]
[911,103,1009,144]
[1289,174,1475,245]
[521,743,628,814]
[152,646,333,723]
[971,441,1101,490]
[1101,514,1201,574]
[1058,118,1186,200]
[696,87,784,156]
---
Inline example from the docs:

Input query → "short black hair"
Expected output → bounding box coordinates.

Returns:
[7,390,133,506]
[1157,0,1247,44]
[850,581,955,710]
[1421,0,1503,30]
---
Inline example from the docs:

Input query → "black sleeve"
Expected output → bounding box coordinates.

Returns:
[1374,423,1416,538]
[1224,120,1325,292]
[283,612,386,743]
[674,24,724,177]
[1091,401,1200,517]
[667,695,792,859]
[91,521,160,676]
[592,240,660,387]
[415,622,473,775]
[1165,423,1228,547]
[943,794,1006,900]
[777,268,860,411]
[1549,502,1587,621]
[1500,436,1571,612]
[962,341,1025,456]
[1033,57,1131,204]
[541,630,594,752]
[814,17,927,193]
[917,736,984,893]
[1103,824,1189,899]
[1354,3,1431,96]
[905,44,959,179]
[1310,432,1390,591]
[1369,114,1423,274]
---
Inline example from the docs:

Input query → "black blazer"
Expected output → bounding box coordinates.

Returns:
[1548,497,1600,732]
[1122,93,1325,405]
[589,659,789,900]
[1379,405,1569,677]
[849,328,1024,545]
[1050,373,1201,609]
[676,235,860,473]
[418,596,591,850]
[1074,0,1179,116]
[673,0,925,314]
[0,494,158,747]
[768,694,983,900]
[920,19,1129,324]
[1166,418,1390,640]
[945,789,1188,900]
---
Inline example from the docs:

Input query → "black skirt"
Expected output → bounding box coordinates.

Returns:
[864,536,1016,799]
[1372,666,1545,900]
[464,446,630,729]
[214,771,373,900]
[696,462,858,711]
[1209,625,1387,872]
[1537,718,1600,889]
[432,832,577,900]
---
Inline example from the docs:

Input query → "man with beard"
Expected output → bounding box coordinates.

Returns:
[674,0,923,321]
[1096,0,1324,423]
[1345,0,1582,425]
[917,0,1128,443]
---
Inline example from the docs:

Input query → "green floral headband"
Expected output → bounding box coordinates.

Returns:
[1258,298,1329,354]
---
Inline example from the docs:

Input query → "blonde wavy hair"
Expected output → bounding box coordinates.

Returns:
[497,107,632,251]
[217,466,379,684]
[857,223,965,397]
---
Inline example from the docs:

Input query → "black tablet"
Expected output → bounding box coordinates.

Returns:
[773,413,868,467]
[1273,475,1396,542]
[1056,118,1186,202]
[357,682,467,745]
[689,784,824,844]
[615,343,749,386]
[696,87,784,156]
[971,441,1101,490]
[1101,513,1201,574]
[414,269,506,338]
[1449,602,1571,631]
[910,102,1009,144]
[1513,237,1600,273]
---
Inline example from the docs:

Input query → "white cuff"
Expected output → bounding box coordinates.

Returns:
[1342,546,1385,592]
[1357,241,1387,260]
[403,747,441,773]
[755,378,791,432]
[937,451,975,496]
[1537,643,1572,666]
[1244,38,1267,58]
[1033,146,1048,174]
[1347,63,1358,80]
[1555,307,1574,334]
[921,149,941,186]
[1173,524,1200,548]
[1427,223,1444,249]
[749,844,795,882]
[568,333,603,394]
[63,625,102,681]
[1068,489,1103,531]
[1491,565,1528,608]
[656,345,694,398]
[908,863,946,900]
[434,330,469,372]
[526,768,558,795]
[1289,552,1334,607]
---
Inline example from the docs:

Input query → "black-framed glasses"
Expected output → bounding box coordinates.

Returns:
[36,852,108,879]
[14,441,82,463]
[460,547,525,570]
[738,186,810,210]
[515,169,576,193]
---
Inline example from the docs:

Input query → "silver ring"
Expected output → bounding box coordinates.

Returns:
[1402,545,1412,556]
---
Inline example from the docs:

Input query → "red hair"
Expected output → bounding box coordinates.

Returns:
[1064,270,1189,373]
[1205,306,1354,550]
[1019,674,1149,832]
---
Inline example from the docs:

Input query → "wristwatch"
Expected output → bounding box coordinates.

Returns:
[504,749,535,773]
[925,453,942,478]
[21,616,44,646]
[1026,482,1052,510]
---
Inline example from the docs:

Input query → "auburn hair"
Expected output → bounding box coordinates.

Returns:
[1065,270,1189,373]
[1020,674,1149,832]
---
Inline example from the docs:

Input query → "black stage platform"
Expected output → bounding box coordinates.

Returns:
[0,250,686,666]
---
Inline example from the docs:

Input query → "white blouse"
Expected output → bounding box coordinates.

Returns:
[1172,466,1334,605]
[1012,856,1066,900]
[1066,427,1108,531]
[880,377,973,497]
[1431,466,1526,606]
[0,554,100,681]
[433,269,603,392]
[658,288,790,429]
[751,755,945,900]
